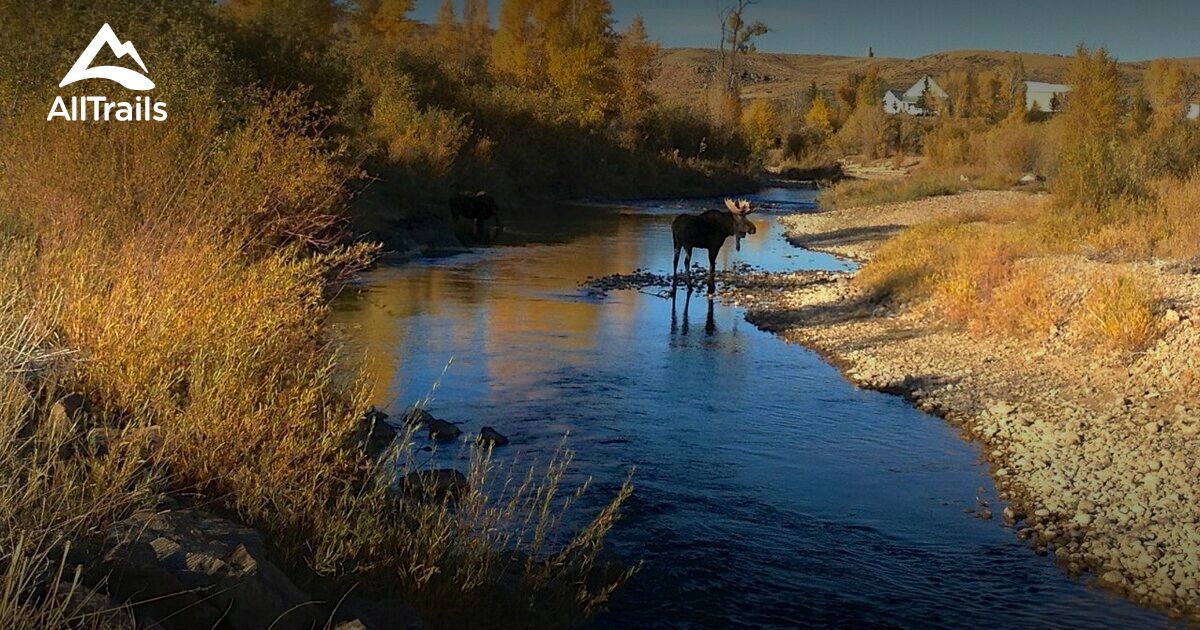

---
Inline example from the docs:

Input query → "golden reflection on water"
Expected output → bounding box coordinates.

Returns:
[337,211,679,402]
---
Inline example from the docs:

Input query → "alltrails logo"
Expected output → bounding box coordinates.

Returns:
[48,24,168,122]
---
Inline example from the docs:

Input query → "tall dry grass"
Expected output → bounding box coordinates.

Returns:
[0,95,632,626]
[0,292,157,629]
[856,195,1166,353]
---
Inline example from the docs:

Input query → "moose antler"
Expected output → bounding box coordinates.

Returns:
[725,198,754,214]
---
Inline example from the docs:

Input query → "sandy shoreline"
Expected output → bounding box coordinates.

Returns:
[721,191,1200,619]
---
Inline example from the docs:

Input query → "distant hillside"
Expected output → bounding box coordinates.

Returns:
[651,48,1200,105]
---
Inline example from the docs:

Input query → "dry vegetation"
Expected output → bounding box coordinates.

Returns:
[0,0,657,624]
[818,46,1200,356]
[0,94,635,626]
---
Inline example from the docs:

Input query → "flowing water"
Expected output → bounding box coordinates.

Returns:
[331,188,1166,628]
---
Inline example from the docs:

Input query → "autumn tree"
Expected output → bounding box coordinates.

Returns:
[1129,87,1152,134]
[356,0,416,42]
[543,0,616,125]
[491,0,537,84]
[1143,59,1198,129]
[1056,45,1131,208]
[974,70,1004,123]
[741,99,780,156]
[614,14,661,134]
[709,0,768,128]
[804,94,833,136]
[854,66,882,110]
[835,73,862,113]
[462,0,491,69]
[434,0,460,58]
[945,69,975,118]
[222,0,338,38]
[1001,55,1028,121]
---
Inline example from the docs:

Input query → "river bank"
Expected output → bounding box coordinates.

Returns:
[723,191,1200,619]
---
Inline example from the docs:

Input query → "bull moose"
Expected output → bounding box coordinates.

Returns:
[671,198,757,295]
[448,191,503,238]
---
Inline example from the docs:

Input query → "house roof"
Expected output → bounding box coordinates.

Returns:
[1025,81,1070,93]
[903,75,947,99]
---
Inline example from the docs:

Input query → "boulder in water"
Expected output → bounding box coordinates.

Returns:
[478,426,509,447]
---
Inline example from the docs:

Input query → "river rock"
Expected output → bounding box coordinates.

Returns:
[47,392,94,455]
[400,469,469,500]
[478,426,509,447]
[50,392,92,429]
[331,595,424,630]
[427,418,462,443]
[404,407,436,426]
[359,407,398,458]
[89,507,322,629]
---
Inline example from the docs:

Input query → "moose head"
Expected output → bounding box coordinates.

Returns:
[724,198,757,251]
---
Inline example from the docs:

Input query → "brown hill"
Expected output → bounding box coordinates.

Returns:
[651,48,1200,105]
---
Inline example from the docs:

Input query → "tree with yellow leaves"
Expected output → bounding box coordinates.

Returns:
[974,70,1004,123]
[462,0,491,69]
[1143,59,1198,129]
[614,15,660,131]
[354,0,416,43]
[544,0,616,125]
[1000,56,1028,121]
[491,0,538,85]
[804,94,833,136]
[1056,45,1130,209]
[434,0,460,58]
[944,69,975,119]
[741,98,780,157]
[222,0,338,38]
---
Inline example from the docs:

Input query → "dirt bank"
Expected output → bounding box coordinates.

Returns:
[727,192,1200,619]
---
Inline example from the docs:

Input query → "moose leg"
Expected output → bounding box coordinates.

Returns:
[671,246,681,290]
[683,248,693,289]
[707,249,718,295]
[473,218,482,238]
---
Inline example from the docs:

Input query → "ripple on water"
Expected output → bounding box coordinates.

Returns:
[332,188,1166,629]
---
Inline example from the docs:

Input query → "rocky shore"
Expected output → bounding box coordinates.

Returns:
[586,190,1200,619]
[741,192,1200,619]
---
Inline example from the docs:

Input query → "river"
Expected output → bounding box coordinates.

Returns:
[331,187,1166,628]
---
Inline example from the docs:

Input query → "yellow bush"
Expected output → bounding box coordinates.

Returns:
[983,265,1067,339]
[933,231,1019,325]
[1081,273,1159,352]
[0,96,630,624]
[857,216,972,301]
[741,99,781,157]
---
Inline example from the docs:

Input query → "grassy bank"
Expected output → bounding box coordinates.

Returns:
[0,88,633,627]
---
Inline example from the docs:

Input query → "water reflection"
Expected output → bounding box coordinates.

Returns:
[671,288,716,336]
[331,190,1165,628]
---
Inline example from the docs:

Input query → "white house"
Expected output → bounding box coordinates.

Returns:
[882,75,948,116]
[1025,81,1070,113]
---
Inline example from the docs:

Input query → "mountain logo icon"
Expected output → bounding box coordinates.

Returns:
[59,23,155,91]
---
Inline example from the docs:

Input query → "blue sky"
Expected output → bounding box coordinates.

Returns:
[409,0,1200,61]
